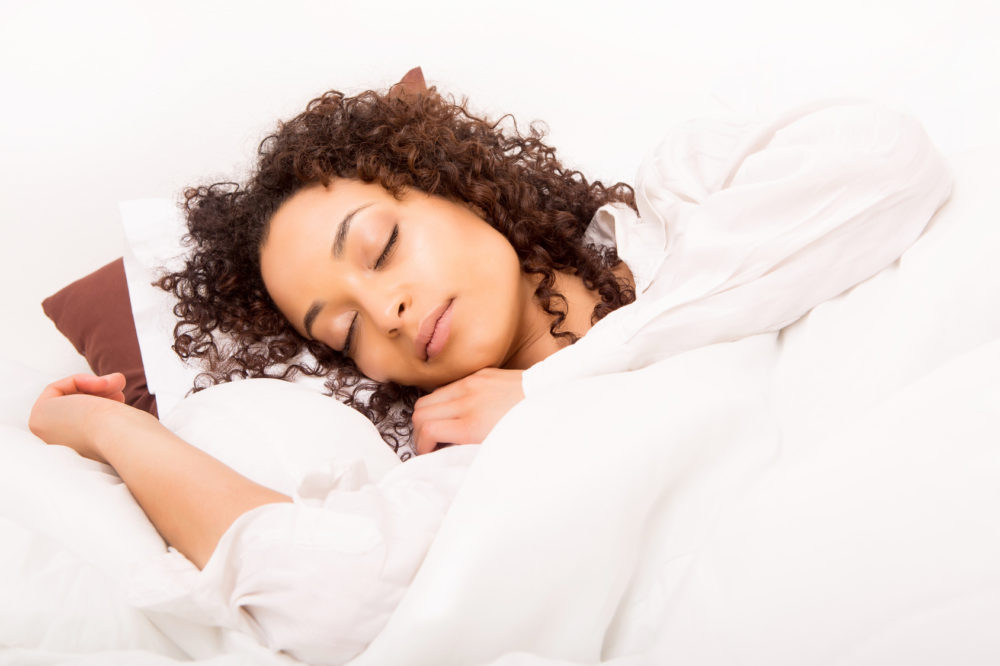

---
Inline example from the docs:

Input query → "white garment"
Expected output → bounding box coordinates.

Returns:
[525,100,951,394]
[147,101,949,666]
[136,445,478,666]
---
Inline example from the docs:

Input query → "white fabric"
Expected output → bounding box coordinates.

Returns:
[132,445,476,666]
[0,376,414,664]
[159,379,403,495]
[119,202,333,422]
[348,131,1000,664]
[119,198,203,419]
[139,381,450,666]
[360,335,1000,666]
[526,100,952,394]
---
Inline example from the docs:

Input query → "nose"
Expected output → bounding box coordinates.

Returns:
[366,287,410,337]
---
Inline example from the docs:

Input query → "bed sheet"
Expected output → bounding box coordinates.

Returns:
[2,145,998,666]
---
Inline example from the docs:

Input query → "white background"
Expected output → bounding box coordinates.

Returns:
[1,0,997,375]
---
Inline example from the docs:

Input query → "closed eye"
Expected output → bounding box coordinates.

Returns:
[342,313,359,357]
[344,224,396,356]
[374,224,398,269]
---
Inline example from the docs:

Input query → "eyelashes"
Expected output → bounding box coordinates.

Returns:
[343,313,358,357]
[374,224,398,269]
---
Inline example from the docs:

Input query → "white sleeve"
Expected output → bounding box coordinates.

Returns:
[141,446,477,666]
[523,101,952,395]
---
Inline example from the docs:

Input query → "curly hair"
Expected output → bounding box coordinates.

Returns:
[158,84,636,456]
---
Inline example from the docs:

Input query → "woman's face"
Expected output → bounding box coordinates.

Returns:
[260,179,530,391]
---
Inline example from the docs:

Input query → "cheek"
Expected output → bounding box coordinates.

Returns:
[354,343,405,385]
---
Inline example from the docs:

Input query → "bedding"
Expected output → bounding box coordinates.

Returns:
[0,375,402,665]
[2,101,999,666]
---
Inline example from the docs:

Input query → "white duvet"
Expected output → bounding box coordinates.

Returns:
[2,101,999,665]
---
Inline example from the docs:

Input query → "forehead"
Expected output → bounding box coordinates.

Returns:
[268,179,388,239]
[259,181,373,307]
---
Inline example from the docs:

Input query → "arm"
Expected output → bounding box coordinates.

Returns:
[29,373,289,568]
[524,101,953,393]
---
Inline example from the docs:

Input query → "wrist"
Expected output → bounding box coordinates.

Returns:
[84,399,153,461]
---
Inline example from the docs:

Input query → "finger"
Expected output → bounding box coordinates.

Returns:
[75,372,126,393]
[101,372,127,392]
[38,374,97,400]
[412,396,470,431]
[414,375,476,409]
[94,375,127,401]
[39,373,127,401]
[414,418,474,455]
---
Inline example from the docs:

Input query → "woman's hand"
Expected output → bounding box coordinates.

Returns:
[412,368,525,455]
[28,372,132,462]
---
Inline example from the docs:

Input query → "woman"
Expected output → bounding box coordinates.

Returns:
[27,82,641,663]
[28,81,950,663]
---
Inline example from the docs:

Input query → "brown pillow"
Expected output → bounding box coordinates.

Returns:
[42,258,158,416]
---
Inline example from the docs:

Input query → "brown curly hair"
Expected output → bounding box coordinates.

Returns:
[158,84,636,456]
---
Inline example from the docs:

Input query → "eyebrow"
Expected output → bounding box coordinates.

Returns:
[332,202,373,259]
[302,202,373,338]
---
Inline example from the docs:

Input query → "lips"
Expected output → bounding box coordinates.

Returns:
[415,299,454,361]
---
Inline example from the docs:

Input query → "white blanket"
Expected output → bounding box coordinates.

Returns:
[360,340,1000,665]
[2,106,999,665]
[351,133,1000,664]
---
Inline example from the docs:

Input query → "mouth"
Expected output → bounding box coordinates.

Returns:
[415,299,454,362]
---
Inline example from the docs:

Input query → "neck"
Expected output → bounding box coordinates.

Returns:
[502,270,603,370]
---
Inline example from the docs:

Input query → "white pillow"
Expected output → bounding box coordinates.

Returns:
[161,378,401,496]
[119,199,329,420]
[119,198,201,420]
[0,423,167,580]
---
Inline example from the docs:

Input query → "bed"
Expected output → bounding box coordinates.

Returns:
[2,4,999,665]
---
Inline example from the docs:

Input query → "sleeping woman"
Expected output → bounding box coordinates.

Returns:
[27,78,950,664]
